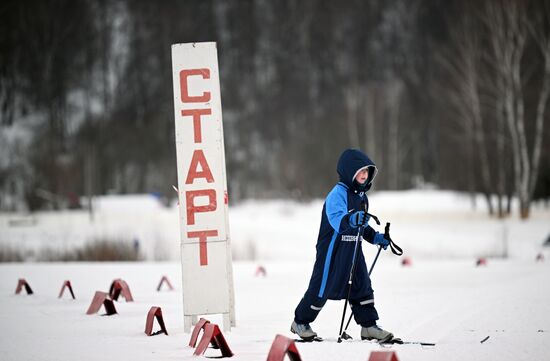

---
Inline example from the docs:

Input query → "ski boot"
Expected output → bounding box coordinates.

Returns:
[290,321,318,341]
[361,325,394,343]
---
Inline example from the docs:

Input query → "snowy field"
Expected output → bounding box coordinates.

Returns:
[1,259,549,361]
[1,190,549,360]
[1,190,549,262]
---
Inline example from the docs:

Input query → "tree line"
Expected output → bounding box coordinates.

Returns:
[0,0,548,218]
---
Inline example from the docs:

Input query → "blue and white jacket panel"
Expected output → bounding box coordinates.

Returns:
[308,182,376,300]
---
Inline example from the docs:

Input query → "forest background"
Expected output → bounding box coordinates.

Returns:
[1,0,549,219]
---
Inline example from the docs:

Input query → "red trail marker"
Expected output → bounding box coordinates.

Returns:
[86,291,117,315]
[193,323,233,358]
[15,279,33,295]
[58,280,75,299]
[109,279,134,302]
[144,307,168,336]
[266,334,302,361]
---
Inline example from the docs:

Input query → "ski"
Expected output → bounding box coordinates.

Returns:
[294,336,324,343]
[379,338,436,347]
[293,336,434,346]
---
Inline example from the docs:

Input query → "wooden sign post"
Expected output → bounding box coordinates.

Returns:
[171,42,236,332]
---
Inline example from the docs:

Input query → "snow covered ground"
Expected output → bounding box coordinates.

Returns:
[0,190,549,360]
[1,190,549,262]
[0,259,549,361]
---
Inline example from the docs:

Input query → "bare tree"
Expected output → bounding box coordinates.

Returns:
[345,82,361,148]
[437,13,496,214]
[363,83,378,163]
[528,1,550,213]
[484,0,548,218]
[385,78,404,190]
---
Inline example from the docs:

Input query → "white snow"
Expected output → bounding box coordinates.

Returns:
[1,190,549,361]
[1,190,548,262]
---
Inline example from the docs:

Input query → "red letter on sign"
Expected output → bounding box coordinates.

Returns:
[187,230,218,266]
[186,189,217,225]
[186,150,214,184]
[181,108,212,143]
[180,69,211,103]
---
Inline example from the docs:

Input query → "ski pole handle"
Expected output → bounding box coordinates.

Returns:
[367,213,380,225]
[384,222,404,256]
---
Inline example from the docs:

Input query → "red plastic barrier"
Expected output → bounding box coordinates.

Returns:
[476,257,488,266]
[255,265,267,277]
[109,279,134,302]
[58,280,75,299]
[145,306,168,336]
[86,291,117,315]
[15,279,33,295]
[193,323,233,358]
[156,275,174,291]
[189,318,211,347]
[266,334,302,361]
[368,351,400,361]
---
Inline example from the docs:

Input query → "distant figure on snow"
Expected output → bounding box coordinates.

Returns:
[291,148,393,342]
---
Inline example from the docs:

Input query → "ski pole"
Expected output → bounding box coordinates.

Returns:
[340,222,402,340]
[337,221,364,343]
[340,245,382,338]
[337,201,368,343]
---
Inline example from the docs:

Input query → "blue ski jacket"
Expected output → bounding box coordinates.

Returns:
[307,149,379,300]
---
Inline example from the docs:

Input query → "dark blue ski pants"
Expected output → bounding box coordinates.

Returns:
[294,288,379,328]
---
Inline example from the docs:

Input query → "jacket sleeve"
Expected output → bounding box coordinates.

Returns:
[362,225,377,243]
[325,185,352,233]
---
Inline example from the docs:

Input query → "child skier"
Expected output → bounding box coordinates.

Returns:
[291,148,393,342]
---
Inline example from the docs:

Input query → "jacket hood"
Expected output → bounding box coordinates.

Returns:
[336,149,378,192]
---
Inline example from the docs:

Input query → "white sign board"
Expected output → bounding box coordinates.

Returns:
[171,42,235,332]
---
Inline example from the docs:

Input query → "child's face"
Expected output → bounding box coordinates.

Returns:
[355,168,369,185]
